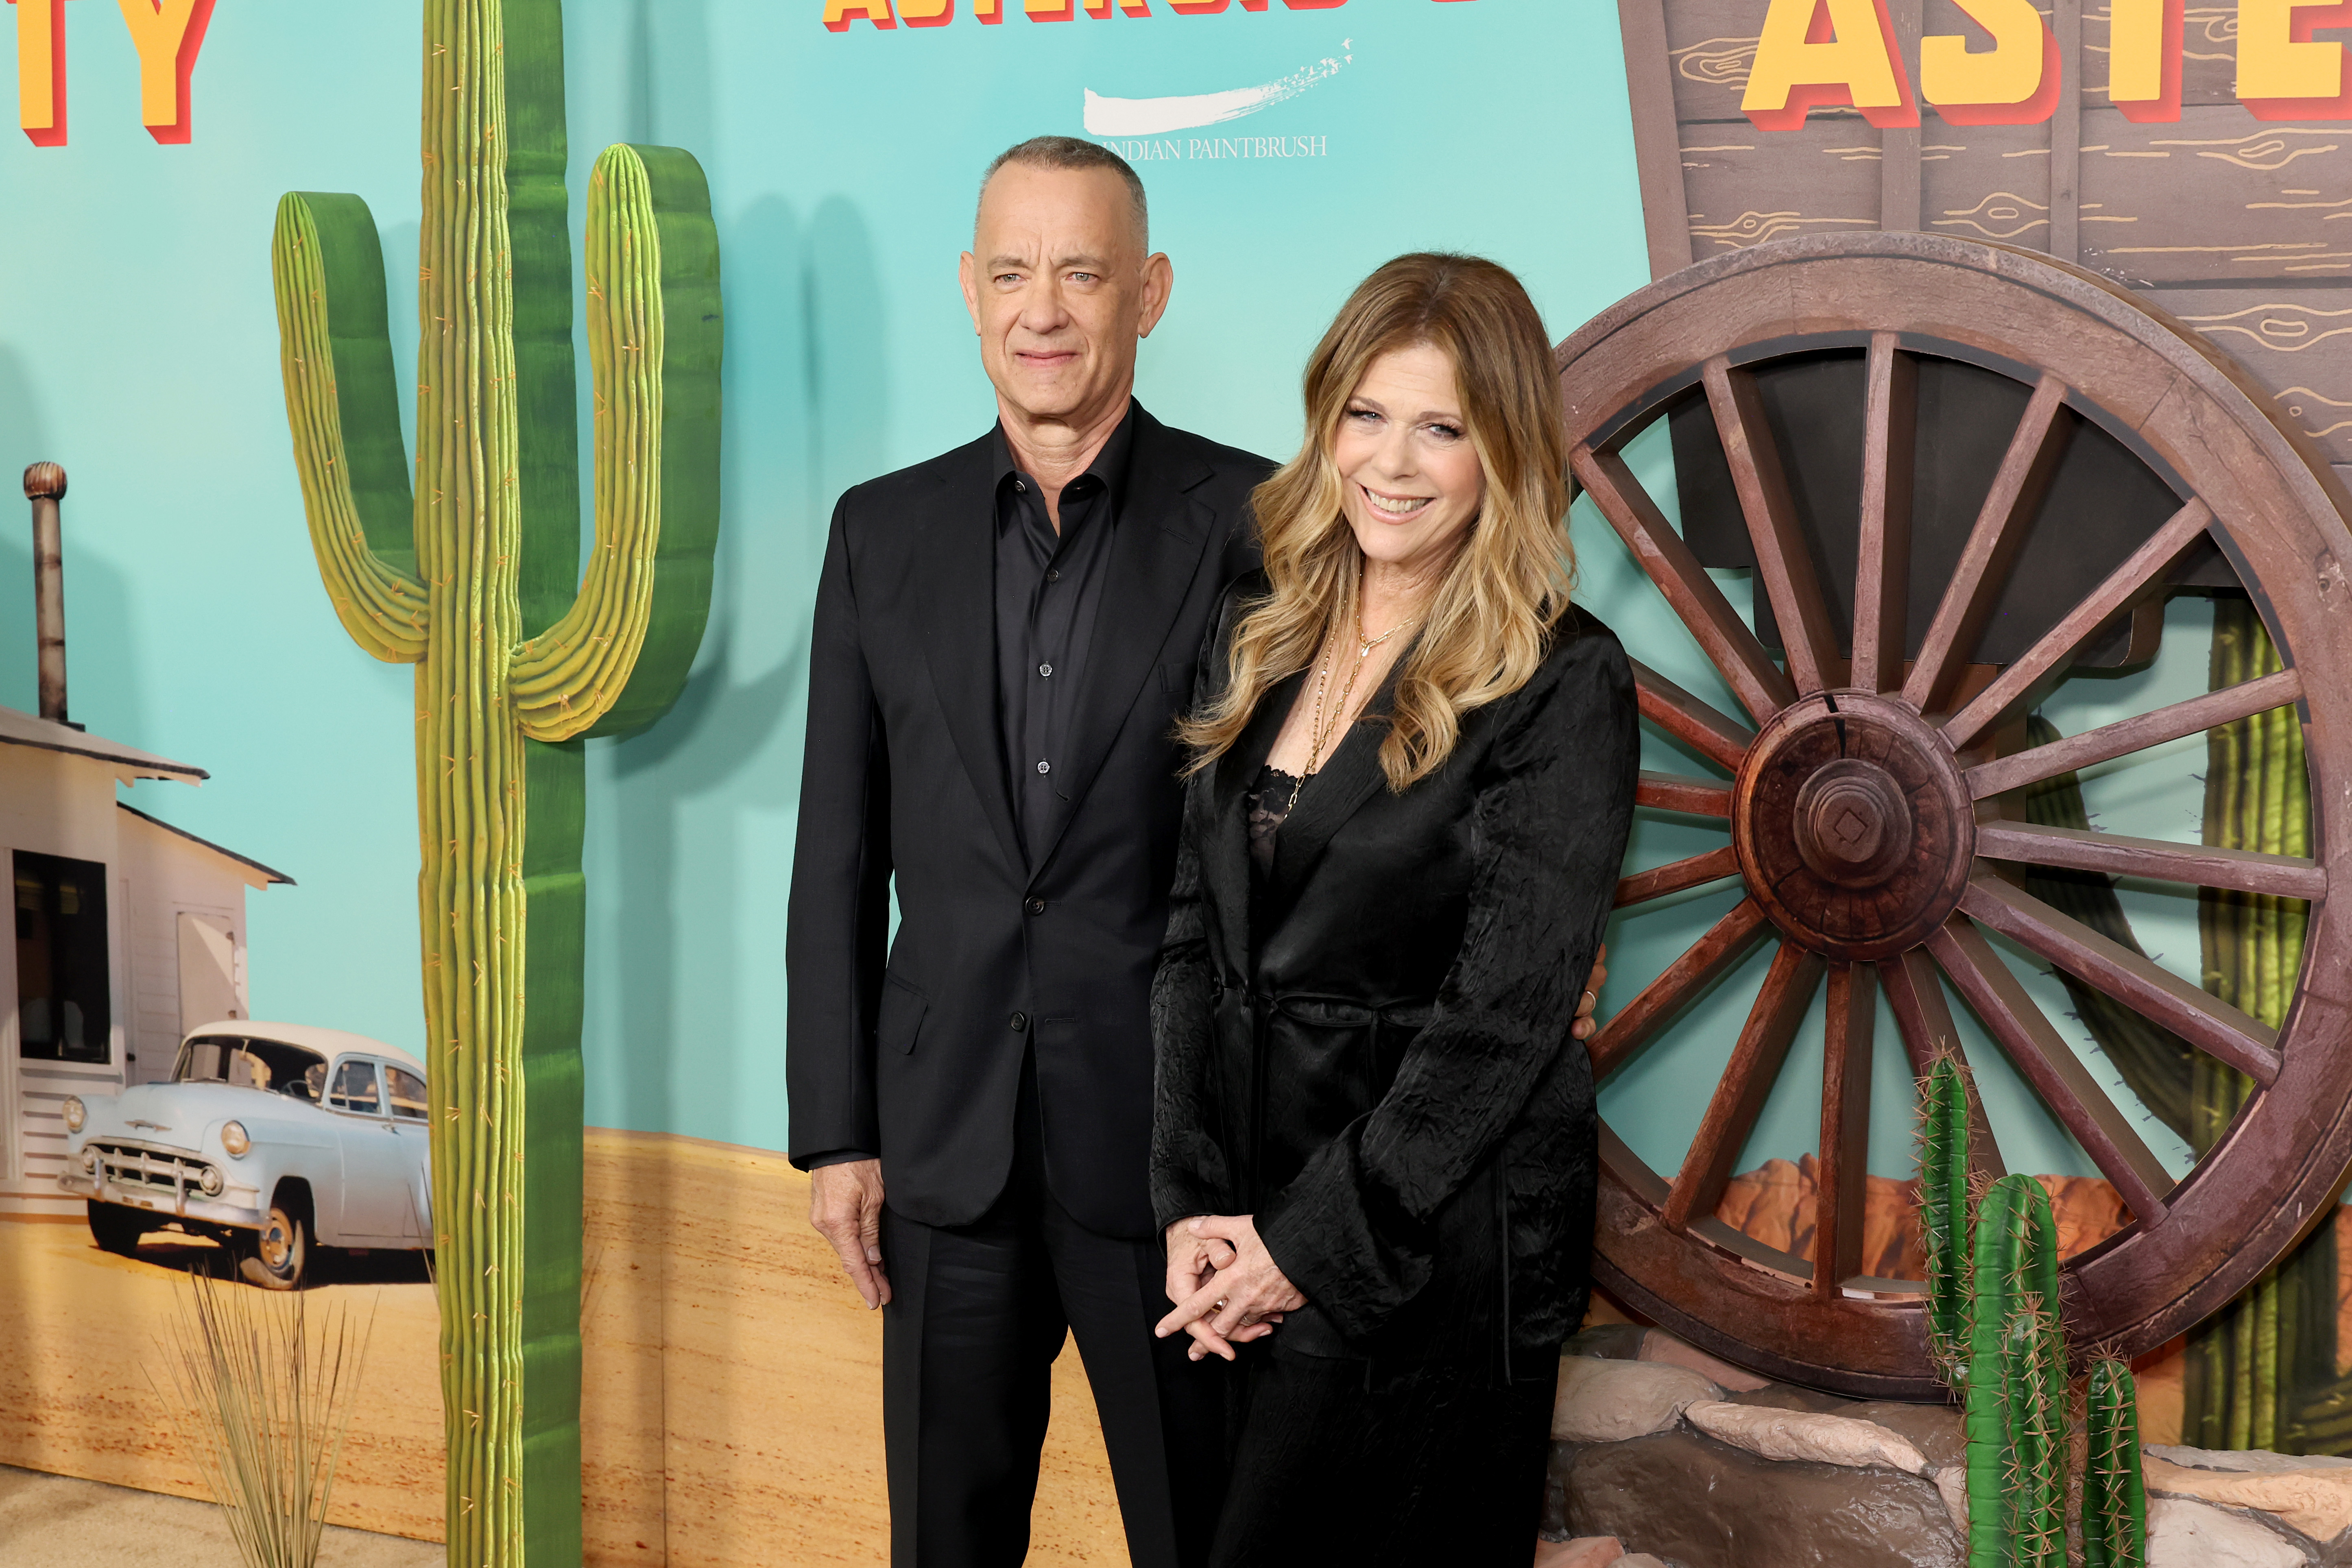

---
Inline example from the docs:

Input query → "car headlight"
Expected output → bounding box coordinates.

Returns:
[61,1096,83,1133]
[198,1165,224,1197]
[220,1121,250,1158]
[79,1148,96,1174]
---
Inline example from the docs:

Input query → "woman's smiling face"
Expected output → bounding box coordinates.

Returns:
[1332,341,1488,584]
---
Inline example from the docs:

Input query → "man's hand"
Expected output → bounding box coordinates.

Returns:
[1570,942,1609,1042]
[811,1159,891,1308]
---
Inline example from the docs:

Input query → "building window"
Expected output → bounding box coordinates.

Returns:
[15,850,110,1064]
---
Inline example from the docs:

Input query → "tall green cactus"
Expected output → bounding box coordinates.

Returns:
[2085,1358,2149,1568]
[1920,1056,1973,1389]
[2186,595,2330,1454]
[1966,1174,2066,1568]
[267,2,721,1562]
[1921,1060,2148,1567]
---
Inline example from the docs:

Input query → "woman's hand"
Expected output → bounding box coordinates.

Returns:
[1155,1215,1306,1361]
[1569,942,1608,1042]
[1163,1218,1239,1359]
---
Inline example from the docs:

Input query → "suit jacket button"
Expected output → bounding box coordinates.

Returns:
[1009,1012,1029,1033]
[1025,898,1047,916]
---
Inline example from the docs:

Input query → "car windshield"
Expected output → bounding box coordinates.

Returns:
[174,1036,329,1101]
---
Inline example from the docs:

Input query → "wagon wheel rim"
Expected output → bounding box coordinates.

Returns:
[1559,233,2352,1398]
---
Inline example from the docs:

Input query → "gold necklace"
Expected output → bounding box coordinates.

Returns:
[1284,607,1414,813]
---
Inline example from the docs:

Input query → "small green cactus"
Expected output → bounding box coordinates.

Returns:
[1922,1067,2150,1568]
[1920,1056,1973,1389]
[267,2,721,1563]
[2085,1358,2150,1568]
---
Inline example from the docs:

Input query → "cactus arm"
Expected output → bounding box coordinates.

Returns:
[2086,1358,2148,1568]
[508,143,722,742]
[271,191,430,663]
[1967,1174,2064,1567]
[1921,1056,1973,1390]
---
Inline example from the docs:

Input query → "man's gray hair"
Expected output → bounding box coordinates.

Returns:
[979,136,1149,248]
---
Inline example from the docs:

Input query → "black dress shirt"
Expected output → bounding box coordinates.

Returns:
[994,408,1134,864]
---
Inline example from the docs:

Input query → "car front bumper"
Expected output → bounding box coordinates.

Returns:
[56,1169,266,1230]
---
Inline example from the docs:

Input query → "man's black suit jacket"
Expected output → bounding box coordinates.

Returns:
[786,405,1270,1240]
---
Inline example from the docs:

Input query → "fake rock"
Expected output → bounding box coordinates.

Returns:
[1552,1356,1721,1443]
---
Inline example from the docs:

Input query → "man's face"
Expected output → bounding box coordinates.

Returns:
[960,164,1172,429]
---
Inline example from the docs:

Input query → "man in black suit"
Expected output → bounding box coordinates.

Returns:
[785,138,1264,1568]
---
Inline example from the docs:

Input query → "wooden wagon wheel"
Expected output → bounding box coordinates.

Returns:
[1558,232,2352,1399]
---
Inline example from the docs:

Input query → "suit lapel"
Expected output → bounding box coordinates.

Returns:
[1031,408,1217,879]
[915,434,1024,877]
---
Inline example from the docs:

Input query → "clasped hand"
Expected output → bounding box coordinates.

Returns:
[1156,1215,1306,1362]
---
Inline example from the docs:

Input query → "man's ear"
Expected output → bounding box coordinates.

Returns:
[959,251,983,336]
[1138,252,1174,340]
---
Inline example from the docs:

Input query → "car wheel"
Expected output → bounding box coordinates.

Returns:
[238,1204,307,1290]
[86,1200,147,1257]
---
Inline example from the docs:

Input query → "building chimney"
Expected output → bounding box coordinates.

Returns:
[23,462,67,727]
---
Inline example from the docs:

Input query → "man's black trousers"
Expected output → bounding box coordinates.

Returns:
[879,1066,1226,1568]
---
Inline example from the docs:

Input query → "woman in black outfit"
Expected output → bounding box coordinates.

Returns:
[1150,253,1638,1564]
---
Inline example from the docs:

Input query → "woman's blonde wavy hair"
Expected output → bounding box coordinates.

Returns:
[1180,252,1575,790]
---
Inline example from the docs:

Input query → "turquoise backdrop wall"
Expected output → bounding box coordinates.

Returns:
[0,1,1656,1153]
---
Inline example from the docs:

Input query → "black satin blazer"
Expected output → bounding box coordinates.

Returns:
[1150,578,1638,1363]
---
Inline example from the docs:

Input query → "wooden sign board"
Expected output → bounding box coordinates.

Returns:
[1615,0,2352,495]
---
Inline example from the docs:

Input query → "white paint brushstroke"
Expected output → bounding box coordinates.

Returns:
[1084,45,1352,137]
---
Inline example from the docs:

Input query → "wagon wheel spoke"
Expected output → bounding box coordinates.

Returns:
[1588,897,1772,1079]
[1958,871,2282,1086]
[1705,357,1840,696]
[1901,373,2072,715]
[1851,333,1916,696]
[1944,498,2216,751]
[1878,949,2006,1180]
[1573,443,1797,724]
[1663,942,1826,1232]
[1616,846,1743,908]
[1974,820,2325,901]
[1965,667,2304,800]
[1924,916,2173,1221]
[1813,962,1874,1295]
[1632,658,1755,772]
[1637,770,1733,819]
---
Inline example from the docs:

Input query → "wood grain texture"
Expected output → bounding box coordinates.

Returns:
[1879,947,2008,1181]
[1617,844,1743,907]
[1619,0,1696,277]
[1813,963,1876,1297]
[1902,372,2072,713]
[1943,496,2214,750]
[1925,917,2174,1222]
[1587,896,1774,1079]
[1852,333,1916,695]
[1638,769,1736,818]
[1632,658,1755,771]
[1704,356,1840,693]
[2160,288,2352,465]
[1574,444,1796,722]
[1965,666,2305,799]
[2079,107,2352,284]
[1974,818,2326,899]
[1663,942,1825,1232]
[1958,870,2285,1086]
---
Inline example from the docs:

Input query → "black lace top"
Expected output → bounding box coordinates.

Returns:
[1244,765,1301,878]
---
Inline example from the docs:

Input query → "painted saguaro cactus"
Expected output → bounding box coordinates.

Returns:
[268,1,720,1560]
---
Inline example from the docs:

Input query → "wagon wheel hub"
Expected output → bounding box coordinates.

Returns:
[1735,693,1974,962]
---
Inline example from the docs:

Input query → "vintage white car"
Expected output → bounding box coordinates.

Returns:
[55,1020,432,1288]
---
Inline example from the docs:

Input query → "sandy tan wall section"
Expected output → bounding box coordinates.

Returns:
[580,1127,1125,1566]
[0,1128,1124,1564]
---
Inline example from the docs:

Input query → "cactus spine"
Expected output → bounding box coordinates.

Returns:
[268,2,721,1561]
[1920,1058,2147,1568]
[2085,1358,2149,1568]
